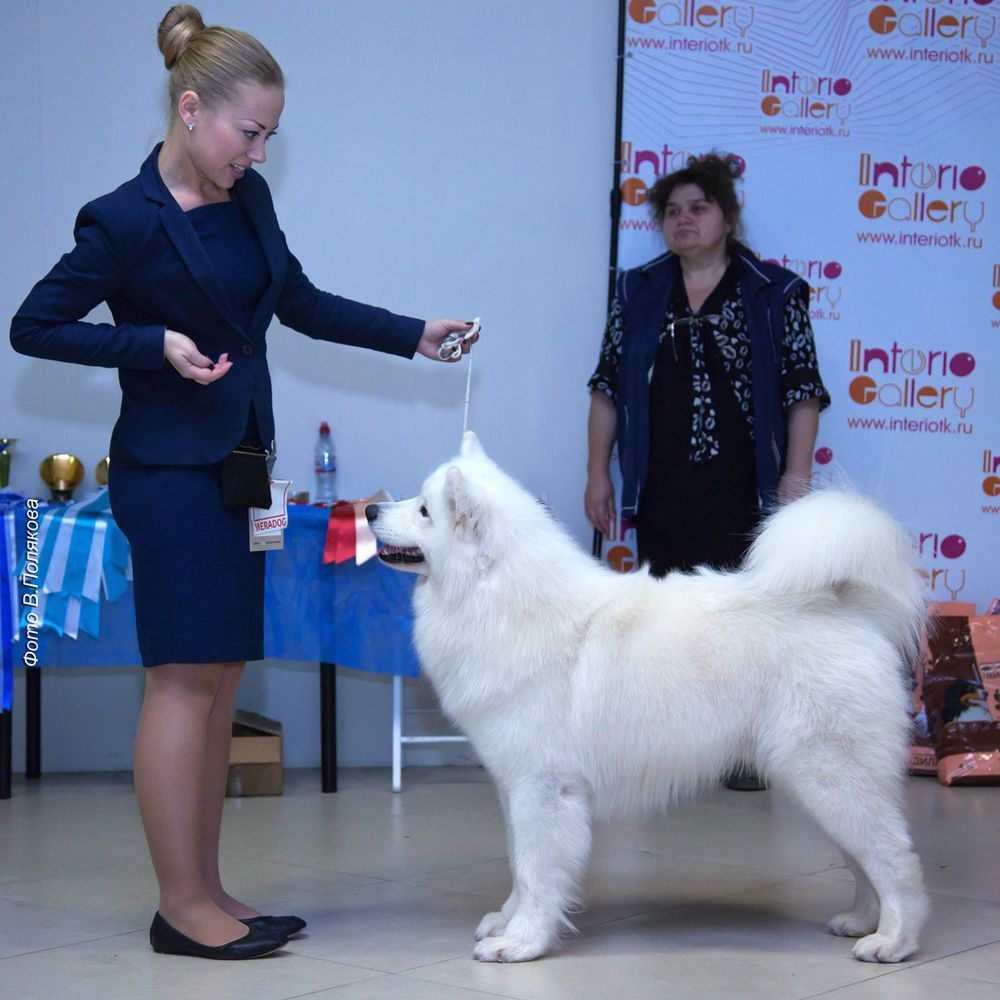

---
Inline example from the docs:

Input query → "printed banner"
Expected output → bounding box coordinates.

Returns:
[609,0,999,609]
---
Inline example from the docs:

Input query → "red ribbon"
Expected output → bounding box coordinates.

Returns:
[323,501,358,564]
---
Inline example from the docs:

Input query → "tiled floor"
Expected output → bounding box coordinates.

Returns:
[0,767,998,1000]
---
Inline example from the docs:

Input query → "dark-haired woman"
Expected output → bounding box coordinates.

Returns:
[10,4,476,958]
[586,153,828,573]
[584,156,828,786]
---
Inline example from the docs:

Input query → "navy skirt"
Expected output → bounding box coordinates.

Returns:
[108,460,265,667]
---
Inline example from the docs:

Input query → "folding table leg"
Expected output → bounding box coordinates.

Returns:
[0,709,11,799]
[320,662,337,793]
[26,668,40,779]
[392,675,402,793]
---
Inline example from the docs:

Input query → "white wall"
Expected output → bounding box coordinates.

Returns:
[1,1,618,771]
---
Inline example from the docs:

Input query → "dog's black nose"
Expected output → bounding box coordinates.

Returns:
[365,503,378,524]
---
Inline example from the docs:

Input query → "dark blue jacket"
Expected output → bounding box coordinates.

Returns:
[616,248,805,517]
[10,144,424,465]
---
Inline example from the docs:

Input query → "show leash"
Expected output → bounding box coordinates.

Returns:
[437,317,481,437]
[463,349,473,436]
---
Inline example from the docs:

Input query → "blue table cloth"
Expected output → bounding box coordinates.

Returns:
[0,492,21,710]
[3,502,419,678]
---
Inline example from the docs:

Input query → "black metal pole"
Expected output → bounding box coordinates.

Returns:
[608,0,628,308]
[592,0,629,562]
[25,667,40,779]
[0,709,11,799]
[320,661,337,793]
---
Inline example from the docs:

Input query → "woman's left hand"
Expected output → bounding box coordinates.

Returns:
[780,398,821,505]
[416,318,480,362]
[778,470,811,505]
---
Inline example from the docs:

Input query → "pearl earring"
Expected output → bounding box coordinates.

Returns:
[186,121,194,132]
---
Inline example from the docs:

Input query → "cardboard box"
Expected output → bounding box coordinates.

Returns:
[226,709,283,797]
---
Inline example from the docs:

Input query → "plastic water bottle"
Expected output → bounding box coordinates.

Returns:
[314,421,337,504]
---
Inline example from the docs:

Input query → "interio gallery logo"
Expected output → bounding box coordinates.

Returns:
[809,445,835,489]
[628,0,755,32]
[867,0,996,61]
[619,142,746,211]
[763,251,843,320]
[759,69,853,129]
[914,527,969,600]
[846,338,976,434]
[982,449,1000,500]
[856,152,987,246]
[603,511,637,574]
[627,0,755,53]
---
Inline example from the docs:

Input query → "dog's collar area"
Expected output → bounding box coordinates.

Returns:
[377,544,425,565]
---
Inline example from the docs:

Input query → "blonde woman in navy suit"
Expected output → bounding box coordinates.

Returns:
[10,4,476,960]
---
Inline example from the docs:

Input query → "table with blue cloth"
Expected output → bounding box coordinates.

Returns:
[0,500,418,799]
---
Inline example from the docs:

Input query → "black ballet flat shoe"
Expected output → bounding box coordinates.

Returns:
[149,912,288,959]
[240,914,308,938]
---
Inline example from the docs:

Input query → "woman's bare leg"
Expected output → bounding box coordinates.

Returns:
[200,661,261,918]
[134,662,249,945]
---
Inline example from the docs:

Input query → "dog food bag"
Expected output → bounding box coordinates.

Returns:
[922,615,1000,786]
[907,628,937,776]
[908,602,982,775]
[928,602,978,616]
[905,602,974,775]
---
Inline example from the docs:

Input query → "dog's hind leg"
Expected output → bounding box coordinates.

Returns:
[782,773,929,963]
[847,834,929,963]
[474,773,592,963]
[827,852,880,938]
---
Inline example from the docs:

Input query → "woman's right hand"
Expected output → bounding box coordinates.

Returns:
[585,470,617,539]
[164,330,233,385]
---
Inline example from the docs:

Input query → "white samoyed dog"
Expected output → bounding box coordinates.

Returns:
[366,433,929,965]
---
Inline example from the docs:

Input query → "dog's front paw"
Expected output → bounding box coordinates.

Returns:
[474,912,508,941]
[474,935,547,963]
[828,909,879,938]
[852,932,917,963]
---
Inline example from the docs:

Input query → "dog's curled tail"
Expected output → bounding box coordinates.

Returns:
[743,490,925,666]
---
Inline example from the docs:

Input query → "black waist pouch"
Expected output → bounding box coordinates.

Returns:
[220,443,272,510]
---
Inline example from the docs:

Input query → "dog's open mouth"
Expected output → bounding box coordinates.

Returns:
[377,544,425,566]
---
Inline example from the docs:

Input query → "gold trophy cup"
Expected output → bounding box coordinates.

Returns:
[39,453,85,503]
[0,438,16,490]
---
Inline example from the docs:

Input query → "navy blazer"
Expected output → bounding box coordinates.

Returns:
[10,144,424,465]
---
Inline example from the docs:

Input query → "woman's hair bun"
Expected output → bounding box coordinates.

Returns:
[157,4,206,70]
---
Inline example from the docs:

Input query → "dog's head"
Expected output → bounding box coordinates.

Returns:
[366,431,522,581]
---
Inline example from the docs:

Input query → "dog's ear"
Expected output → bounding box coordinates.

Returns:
[446,465,495,571]
[446,465,482,538]
[446,466,473,522]
[459,430,486,460]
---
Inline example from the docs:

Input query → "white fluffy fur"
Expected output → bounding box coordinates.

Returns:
[368,432,930,965]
